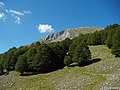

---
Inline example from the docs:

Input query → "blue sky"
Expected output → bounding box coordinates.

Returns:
[0,0,120,53]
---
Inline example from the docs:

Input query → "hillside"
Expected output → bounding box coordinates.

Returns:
[0,45,120,90]
[37,27,102,44]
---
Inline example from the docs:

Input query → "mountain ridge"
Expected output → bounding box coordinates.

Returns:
[32,27,103,45]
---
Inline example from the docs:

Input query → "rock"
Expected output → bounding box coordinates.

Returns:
[28,27,102,46]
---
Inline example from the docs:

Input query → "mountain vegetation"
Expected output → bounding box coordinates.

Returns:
[0,24,120,76]
[0,45,120,90]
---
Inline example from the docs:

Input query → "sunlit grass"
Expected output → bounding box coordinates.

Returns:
[0,45,120,90]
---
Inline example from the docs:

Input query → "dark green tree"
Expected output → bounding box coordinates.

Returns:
[105,24,119,48]
[4,50,17,71]
[33,44,53,72]
[105,24,119,30]
[0,64,4,75]
[105,30,113,48]
[86,33,92,45]
[64,55,72,66]
[49,42,66,68]
[69,44,77,56]
[73,41,91,65]
[15,55,28,75]
[91,31,101,45]
[77,34,84,44]
[25,47,37,71]
[60,38,72,53]
[100,30,107,44]
[111,28,120,57]
[34,41,41,47]
[15,46,28,57]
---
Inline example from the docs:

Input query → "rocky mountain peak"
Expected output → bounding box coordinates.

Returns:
[37,27,103,44]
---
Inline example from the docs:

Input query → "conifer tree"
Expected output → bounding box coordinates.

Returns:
[91,31,101,45]
[105,30,113,48]
[100,30,107,44]
[25,47,37,71]
[64,55,72,66]
[15,55,28,75]
[33,44,53,72]
[105,24,118,48]
[0,64,3,75]
[73,41,91,65]
[112,28,120,57]
[4,50,16,71]
[35,41,41,47]
[86,33,92,45]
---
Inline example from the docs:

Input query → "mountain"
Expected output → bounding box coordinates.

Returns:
[35,27,103,44]
[0,24,120,90]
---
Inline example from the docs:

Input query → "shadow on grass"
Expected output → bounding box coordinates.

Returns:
[68,58,101,67]
[115,55,120,57]
[3,66,65,76]
[22,65,65,76]
[79,58,101,67]
[4,59,101,76]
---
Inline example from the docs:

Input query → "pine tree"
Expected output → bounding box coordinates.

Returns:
[91,31,101,45]
[33,45,53,72]
[15,55,28,75]
[64,55,72,66]
[69,44,77,56]
[3,48,18,71]
[0,64,3,75]
[111,28,120,57]
[100,30,107,44]
[35,41,41,47]
[105,30,113,48]
[105,25,118,48]
[86,33,92,45]
[73,41,91,65]
[25,47,37,71]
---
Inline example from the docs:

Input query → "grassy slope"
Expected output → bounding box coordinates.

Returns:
[0,45,120,90]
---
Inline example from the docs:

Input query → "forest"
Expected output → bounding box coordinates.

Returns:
[0,24,120,75]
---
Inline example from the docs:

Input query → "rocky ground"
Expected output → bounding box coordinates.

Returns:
[0,45,120,90]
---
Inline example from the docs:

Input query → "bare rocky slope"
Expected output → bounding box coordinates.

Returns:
[33,27,103,45]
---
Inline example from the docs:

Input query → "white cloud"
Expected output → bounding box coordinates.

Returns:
[0,2,4,8]
[14,16,20,24]
[6,9,24,16]
[5,9,32,24]
[6,9,32,16]
[38,24,54,33]
[0,13,6,21]
[0,13,4,18]
[0,2,32,24]
[23,11,32,14]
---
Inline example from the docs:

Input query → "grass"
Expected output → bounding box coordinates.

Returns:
[0,45,120,90]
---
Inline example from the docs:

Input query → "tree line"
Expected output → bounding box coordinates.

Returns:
[0,24,120,75]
